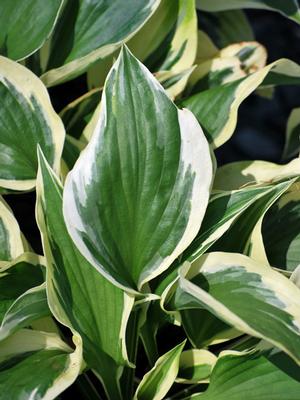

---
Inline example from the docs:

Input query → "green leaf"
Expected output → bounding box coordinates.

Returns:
[153,0,197,99]
[263,186,300,272]
[0,196,26,260]
[63,46,213,293]
[0,253,45,322]
[134,341,185,400]
[36,150,134,400]
[127,0,178,64]
[41,0,160,86]
[0,284,50,341]
[0,56,65,191]
[170,252,300,364]
[181,308,241,348]
[282,108,300,161]
[196,0,300,24]
[0,0,63,61]
[62,135,85,171]
[187,348,300,400]
[0,329,82,400]
[213,158,300,191]
[212,180,294,261]
[182,185,277,262]
[87,0,178,90]
[187,41,267,95]
[177,349,217,384]
[140,301,170,366]
[60,88,102,139]
[158,0,197,74]
[158,67,196,100]
[182,59,300,148]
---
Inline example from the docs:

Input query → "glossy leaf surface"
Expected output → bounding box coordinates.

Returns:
[63,46,213,292]
[171,252,300,364]
[42,0,160,86]
[0,0,63,61]
[36,151,133,399]
[0,57,65,190]
[188,349,300,400]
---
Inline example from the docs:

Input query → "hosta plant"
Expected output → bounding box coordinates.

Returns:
[1,1,300,399]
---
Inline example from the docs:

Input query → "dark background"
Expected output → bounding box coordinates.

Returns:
[216,9,300,165]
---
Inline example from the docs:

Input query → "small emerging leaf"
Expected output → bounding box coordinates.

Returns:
[134,341,185,400]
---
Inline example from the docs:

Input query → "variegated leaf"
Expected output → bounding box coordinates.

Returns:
[177,349,217,384]
[0,0,63,61]
[187,348,300,399]
[182,184,276,262]
[0,56,65,191]
[263,185,300,272]
[0,329,82,400]
[0,196,27,260]
[212,180,294,259]
[187,41,267,95]
[87,0,178,90]
[196,0,300,24]
[134,341,185,400]
[181,308,241,348]
[213,158,300,190]
[41,0,160,86]
[0,253,45,323]
[169,252,300,364]
[198,9,254,48]
[158,0,197,74]
[0,283,49,341]
[182,59,300,148]
[36,150,134,400]
[63,46,213,293]
[62,135,85,171]
[60,88,102,139]
[154,0,197,98]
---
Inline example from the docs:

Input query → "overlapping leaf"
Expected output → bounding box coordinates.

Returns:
[0,329,82,400]
[63,46,213,292]
[198,10,254,48]
[0,283,49,341]
[60,88,102,139]
[0,57,65,190]
[186,41,267,95]
[0,253,44,323]
[36,151,134,399]
[196,0,300,24]
[41,0,160,86]
[134,341,185,400]
[180,308,240,348]
[263,186,300,272]
[213,158,300,190]
[87,0,178,90]
[177,349,217,384]
[212,180,294,259]
[182,185,277,262]
[187,348,300,400]
[182,59,300,147]
[0,0,63,61]
[168,252,300,364]
[0,197,27,260]
[153,0,197,99]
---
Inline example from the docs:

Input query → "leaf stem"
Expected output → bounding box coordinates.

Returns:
[120,306,141,398]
